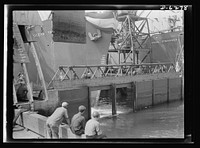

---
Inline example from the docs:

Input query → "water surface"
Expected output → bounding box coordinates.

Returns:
[99,101,184,138]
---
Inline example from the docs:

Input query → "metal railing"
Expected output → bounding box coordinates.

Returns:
[47,62,176,89]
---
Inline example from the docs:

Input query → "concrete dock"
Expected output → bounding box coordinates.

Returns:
[12,100,184,139]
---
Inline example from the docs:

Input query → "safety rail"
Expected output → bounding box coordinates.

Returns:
[47,62,176,89]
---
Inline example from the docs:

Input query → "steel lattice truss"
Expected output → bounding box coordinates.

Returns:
[110,12,152,64]
[47,62,176,90]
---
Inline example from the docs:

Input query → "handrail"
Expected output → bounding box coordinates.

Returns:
[59,62,174,68]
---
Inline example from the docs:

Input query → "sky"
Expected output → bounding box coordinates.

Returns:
[37,10,183,33]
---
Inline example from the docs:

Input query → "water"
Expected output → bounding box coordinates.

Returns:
[99,101,184,138]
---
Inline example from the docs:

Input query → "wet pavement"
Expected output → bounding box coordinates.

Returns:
[99,100,184,138]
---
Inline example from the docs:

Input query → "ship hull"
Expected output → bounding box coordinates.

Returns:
[13,12,112,119]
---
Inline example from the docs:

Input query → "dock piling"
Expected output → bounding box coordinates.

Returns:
[111,84,117,116]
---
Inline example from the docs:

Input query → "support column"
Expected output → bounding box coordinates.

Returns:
[88,87,91,119]
[131,82,137,112]
[128,15,135,64]
[146,18,153,63]
[180,76,183,100]
[22,63,34,110]
[111,84,117,116]
[152,80,155,106]
[29,42,48,101]
[167,78,170,103]
[13,83,18,105]
[118,50,120,64]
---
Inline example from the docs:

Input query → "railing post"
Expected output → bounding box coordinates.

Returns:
[111,84,117,116]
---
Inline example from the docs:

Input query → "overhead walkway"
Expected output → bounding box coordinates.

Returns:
[47,62,181,90]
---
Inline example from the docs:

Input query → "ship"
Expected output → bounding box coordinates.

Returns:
[12,10,183,120]
[13,10,118,119]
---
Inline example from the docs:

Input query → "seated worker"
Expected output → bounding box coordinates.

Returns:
[46,102,70,139]
[71,105,86,137]
[85,111,107,139]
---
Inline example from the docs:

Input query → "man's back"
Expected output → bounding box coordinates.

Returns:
[85,118,102,136]
[47,107,68,126]
[71,113,85,134]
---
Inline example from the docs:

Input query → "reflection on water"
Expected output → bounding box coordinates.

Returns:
[98,101,184,138]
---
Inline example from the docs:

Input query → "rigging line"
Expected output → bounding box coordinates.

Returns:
[146,10,152,18]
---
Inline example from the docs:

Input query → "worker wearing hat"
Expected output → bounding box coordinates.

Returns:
[85,111,107,139]
[16,72,28,102]
[71,105,86,137]
[46,102,70,139]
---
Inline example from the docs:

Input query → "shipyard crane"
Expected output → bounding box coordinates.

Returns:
[109,10,153,65]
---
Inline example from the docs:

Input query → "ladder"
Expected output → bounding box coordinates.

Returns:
[13,23,48,110]
[13,23,34,109]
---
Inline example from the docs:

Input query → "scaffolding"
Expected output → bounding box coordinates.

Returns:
[109,11,152,65]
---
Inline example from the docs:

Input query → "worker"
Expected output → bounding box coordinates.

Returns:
[85,111,107,139]
[16,78,28,102]
[71,105,86,137]
[15,72,28,102]
[46,102,70,139]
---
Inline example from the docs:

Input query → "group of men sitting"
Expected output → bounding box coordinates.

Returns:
[46,102,107,139]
